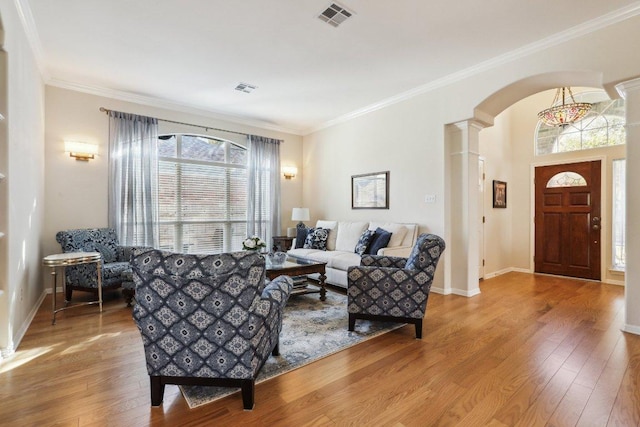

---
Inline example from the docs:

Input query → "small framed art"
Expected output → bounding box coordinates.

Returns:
[352,171,389,209]
[493,180,507,208]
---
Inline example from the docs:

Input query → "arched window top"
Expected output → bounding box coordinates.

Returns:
[536,90,625,155]
[546,171,587,188]
[158,134,246,165]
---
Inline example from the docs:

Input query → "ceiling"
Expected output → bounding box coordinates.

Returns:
[21,0,640,134]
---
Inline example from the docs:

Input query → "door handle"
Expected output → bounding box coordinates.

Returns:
[593,224,600,230]
[592,217,600,223]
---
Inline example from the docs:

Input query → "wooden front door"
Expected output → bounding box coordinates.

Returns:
[534,161,601,280]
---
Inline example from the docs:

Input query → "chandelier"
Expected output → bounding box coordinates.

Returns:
[537,87,592,127]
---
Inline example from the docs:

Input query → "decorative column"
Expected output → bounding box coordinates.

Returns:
[445,120,484,297]
[616,78,640,335]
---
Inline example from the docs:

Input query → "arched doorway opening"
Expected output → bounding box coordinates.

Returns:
[443,71,610,296]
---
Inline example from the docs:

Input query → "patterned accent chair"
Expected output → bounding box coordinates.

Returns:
[55,228,151,305]
[131,248,293,410]
[347,233,445,339]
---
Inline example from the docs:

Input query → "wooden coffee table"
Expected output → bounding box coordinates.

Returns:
[266,256,327,301]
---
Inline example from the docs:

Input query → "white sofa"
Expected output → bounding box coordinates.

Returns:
[287,220,418,289]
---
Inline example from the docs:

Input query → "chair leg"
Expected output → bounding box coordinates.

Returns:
[65,287,73,302]
[348,313,356,331]
[414,319,423,339]
[272,339,280,356]
[241,380,255,410]
[150,376,165,406]
[123,288,135,307]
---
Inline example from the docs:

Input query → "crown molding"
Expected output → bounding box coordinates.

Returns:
[616,77,640,98]
[14,0,640,136]
[305,2,640,135]
[47,79,305,136]
[14,0,50,80]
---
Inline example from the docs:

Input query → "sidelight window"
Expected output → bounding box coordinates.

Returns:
[612,159,626,271]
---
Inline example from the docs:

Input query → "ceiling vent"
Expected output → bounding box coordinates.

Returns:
[235,82,257,93]
[318,3,354,27]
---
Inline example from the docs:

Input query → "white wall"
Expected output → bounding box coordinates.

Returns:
[0,0,46,357]
[43,86,304,258]
[302,16,640,295]
[479,108,513,277]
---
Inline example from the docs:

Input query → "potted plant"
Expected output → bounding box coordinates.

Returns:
[243,235,267,252]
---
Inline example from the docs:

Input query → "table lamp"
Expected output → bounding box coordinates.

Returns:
[292,207,310,230]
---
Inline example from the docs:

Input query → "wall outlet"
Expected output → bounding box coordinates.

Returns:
[425,194,437,204]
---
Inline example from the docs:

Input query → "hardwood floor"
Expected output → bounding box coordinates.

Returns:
[1,272,639,426]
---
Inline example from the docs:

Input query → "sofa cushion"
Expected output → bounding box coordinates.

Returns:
[369,222,407,247]
[331,252,363,271]
[288,248,324,259]
[367,227,393,254]
[316,220,338,250]
[303,250,342,267]
[354,229,375,255]
[335,221,369,252]
[303,227,329,250]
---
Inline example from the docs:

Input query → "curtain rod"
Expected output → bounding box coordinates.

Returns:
[99,107,256,138]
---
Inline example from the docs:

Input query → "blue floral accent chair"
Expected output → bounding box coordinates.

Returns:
[131,248,293,410]
[55,228,151,305]
[347,233,445,339]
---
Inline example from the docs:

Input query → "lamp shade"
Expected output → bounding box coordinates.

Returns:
[537,87,592,127]
[291,207,310,222]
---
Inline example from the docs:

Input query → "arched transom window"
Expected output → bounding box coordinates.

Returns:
[536,91,625,155]
[546,171,587,188]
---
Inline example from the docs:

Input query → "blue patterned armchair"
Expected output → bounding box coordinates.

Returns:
[55,228,151,305]
[347,233,445,339]
[131,248,293,410]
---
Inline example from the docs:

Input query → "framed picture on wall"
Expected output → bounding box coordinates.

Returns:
[352,171,389,209]
[493,180,507,208]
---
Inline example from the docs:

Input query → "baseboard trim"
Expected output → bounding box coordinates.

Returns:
[433,286,480,297]
[1,289,48,358]
[604,278,625,286]
[482,267,532,280]
[622,324,640,336]
[451,288,481,297]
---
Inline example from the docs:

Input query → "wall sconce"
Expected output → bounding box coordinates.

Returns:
[64,141,98,161]
[282,166,298,179]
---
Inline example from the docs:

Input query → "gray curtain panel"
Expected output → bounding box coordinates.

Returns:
[108,110,159,247]
[246,135,282,247]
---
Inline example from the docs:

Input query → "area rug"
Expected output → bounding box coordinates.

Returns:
[180,290,403,408]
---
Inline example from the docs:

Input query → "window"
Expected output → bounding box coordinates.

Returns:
[612,159,626,271]
[546,171,587,188]
[536,91,625,155]
[157,134,248,253]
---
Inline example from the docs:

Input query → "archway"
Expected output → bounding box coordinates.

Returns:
[443,71,606,297]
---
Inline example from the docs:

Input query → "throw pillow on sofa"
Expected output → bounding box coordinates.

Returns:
[303,227,329,250]
[295,227,310,249]
[354,229,376,256]
[366,227,392,254]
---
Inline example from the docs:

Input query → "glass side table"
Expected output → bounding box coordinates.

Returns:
[43,252,103,325]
